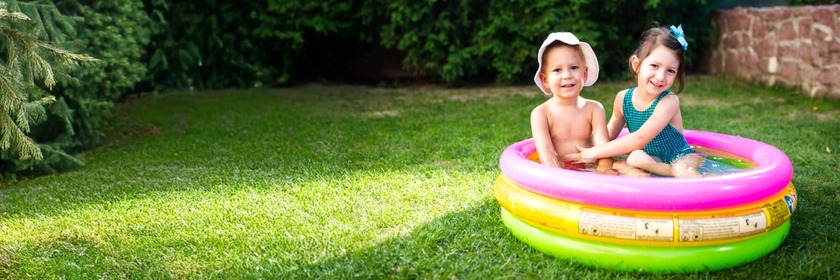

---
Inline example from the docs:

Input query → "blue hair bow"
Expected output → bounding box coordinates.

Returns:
[670,25,688,51]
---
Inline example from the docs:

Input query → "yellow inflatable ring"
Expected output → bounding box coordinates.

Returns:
[496,174,797,247]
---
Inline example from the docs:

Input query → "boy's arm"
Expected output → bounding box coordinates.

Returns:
[590,101,610,147]
[531,106,560,167]
[590,101,617,174]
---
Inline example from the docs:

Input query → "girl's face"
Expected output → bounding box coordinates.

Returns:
[632,45,680,96]
[540,46,588,99]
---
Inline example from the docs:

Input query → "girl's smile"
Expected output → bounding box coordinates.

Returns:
[633,45,680,96]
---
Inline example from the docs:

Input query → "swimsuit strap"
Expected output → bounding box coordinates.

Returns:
[624,87,672,114]
[623,88,674,133]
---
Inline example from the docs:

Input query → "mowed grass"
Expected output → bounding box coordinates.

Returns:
[0,76,838,279]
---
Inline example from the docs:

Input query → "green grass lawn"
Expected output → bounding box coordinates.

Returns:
[1,76,838,279]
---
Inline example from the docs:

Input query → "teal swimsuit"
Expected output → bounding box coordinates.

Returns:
[623,87,695,163]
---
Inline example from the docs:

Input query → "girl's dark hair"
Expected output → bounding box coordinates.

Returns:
[628,26,686,94]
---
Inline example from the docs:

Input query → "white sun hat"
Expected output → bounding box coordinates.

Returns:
[534,32,599,95]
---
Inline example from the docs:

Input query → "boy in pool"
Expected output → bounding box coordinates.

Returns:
[529,32,617,174]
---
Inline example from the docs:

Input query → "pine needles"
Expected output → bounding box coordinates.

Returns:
[0,1,95,163]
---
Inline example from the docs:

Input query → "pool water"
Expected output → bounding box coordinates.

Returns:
[527,145,758,177]
[692,145,758,176]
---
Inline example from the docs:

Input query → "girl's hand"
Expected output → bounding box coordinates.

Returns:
[559,145,597,163]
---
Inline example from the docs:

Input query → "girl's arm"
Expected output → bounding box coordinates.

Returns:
[530,105,560,167]
[606,90,627,140]
[580,94,681,161]
[670,100,685,133]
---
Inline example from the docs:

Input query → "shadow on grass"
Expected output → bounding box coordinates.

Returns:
[283,197,839,279]
[283,197,607,279]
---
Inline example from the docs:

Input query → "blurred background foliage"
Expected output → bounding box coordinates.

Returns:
[3,0,824,177]
[140,0,718,89]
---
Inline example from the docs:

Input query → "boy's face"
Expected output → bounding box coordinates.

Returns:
[539,46,588,98]
[632,45,679,96]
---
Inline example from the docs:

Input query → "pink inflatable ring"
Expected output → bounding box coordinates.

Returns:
[499,129,793,211]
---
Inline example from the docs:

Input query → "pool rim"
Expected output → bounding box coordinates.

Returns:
[499,129,794,211]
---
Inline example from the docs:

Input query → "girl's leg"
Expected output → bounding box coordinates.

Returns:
[672,154,704,178]
[612,161,650,177]
[627,150,674,176]
[595,158,620,176]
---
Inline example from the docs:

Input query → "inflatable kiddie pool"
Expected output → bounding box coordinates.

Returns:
[495,129,797,273]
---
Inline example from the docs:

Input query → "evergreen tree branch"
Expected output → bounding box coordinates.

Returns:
[0,8,31,21]
[0,2,94,164]
[0,109,40,160]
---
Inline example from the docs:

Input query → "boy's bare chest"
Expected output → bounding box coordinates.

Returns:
[547,109,592,138]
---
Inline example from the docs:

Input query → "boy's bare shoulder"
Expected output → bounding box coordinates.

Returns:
[530,101,554,122]
[580,97,605,111]
[531,101,548,114]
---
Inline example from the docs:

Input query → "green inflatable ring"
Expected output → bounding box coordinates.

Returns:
[501,207,790,273]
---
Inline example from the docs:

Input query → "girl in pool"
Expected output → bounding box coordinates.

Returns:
[564,24,703,178]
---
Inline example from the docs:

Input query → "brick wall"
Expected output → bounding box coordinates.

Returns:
[708,5,840,99]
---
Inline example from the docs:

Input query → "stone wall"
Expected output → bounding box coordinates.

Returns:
[708,5,840,99]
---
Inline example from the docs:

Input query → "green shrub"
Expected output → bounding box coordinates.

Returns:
[252,0,366,85]
[144,1,266,90]
[144,0,377,90]
[383,0,713,85]
[52,0,151,148]
[209,0,714,87]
